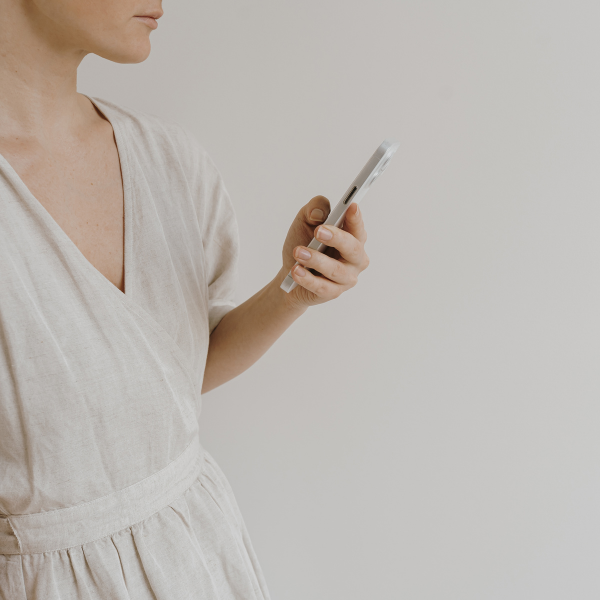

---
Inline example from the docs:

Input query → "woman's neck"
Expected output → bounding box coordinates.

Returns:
[0,2,89,141]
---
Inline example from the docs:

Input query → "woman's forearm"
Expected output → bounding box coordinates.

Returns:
[201,267,307,394]
[202,196,370,394]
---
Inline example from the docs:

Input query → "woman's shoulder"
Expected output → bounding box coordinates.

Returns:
[87,95,217,178]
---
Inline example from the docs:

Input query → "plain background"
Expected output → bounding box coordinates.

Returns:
[79,1,600,598]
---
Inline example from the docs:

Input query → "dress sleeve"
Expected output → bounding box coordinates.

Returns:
[182,130,240,335]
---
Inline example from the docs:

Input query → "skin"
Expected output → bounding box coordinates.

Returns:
[0,0,162,292]
[0,0,370,394]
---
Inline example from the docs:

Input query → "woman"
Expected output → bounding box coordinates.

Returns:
[0,1,370,598]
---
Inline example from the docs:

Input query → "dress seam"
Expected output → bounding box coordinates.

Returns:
[4,516,23,554]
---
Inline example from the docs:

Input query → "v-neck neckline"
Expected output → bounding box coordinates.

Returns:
[0,93,133,299]
[0,98,206,392]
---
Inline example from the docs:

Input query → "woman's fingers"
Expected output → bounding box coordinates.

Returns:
[293,245,358,287]
[298,195,330,226]
[312,219,370,271]
[341,203,368,244]
[287,201,370,302]
[290,264,344,299]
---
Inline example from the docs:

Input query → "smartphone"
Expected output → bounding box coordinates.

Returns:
[280,139,400,293]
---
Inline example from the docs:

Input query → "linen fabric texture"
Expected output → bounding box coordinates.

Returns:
[0,96,271,600]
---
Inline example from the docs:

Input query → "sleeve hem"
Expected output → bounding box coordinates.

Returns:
[208,301,237,335]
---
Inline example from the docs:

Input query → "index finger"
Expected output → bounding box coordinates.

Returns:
[341,203,367,244]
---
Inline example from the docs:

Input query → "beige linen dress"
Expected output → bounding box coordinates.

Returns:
[0,96,271,600]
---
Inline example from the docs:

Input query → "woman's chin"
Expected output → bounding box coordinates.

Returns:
[94,38,152,65]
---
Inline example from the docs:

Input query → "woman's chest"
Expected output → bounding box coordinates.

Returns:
[0,144,212,392]
[0,123,125,292]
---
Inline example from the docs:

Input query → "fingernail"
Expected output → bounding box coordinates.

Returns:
[354,205,360,218]
[310,208,325,222]
[294,265,306,277]
[316,226,333,241]
[295,248,311,260]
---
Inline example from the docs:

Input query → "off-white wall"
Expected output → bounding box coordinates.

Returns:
[79,1,600,598]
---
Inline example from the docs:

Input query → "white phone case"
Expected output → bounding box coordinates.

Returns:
[280,139,400,293]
